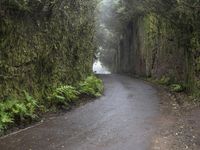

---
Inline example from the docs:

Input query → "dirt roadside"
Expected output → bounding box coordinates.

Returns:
[151,86,200,150]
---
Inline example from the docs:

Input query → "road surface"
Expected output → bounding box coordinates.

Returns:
[0,75,160,150]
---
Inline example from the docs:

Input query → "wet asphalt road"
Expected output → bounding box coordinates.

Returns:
[0,74,160,150]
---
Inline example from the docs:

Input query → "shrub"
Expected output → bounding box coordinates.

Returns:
[170,84,184,92]
[78,76,103,97]
[50,85,80,106]
[158,76,171,85]
[0,92,38,132]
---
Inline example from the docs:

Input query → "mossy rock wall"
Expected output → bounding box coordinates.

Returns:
[0,0,96,100]
[117,13,200,96]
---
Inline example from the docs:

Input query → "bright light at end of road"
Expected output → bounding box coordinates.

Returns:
[93,60,111,74]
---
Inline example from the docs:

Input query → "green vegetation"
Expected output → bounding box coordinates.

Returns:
[0,0,102,134]
[0,0,97,100]
[50,85,80,107]
[157,76,171,86]
[0,91,38,132]
[49,75,104,108]
[79,76,104,97]
[0,75,103,133]
[107,0,200,98]
[170,84,184,93]
[148,76,185,93]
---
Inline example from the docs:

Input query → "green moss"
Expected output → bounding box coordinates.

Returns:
[0,0,97,101]
[141,13,200,97]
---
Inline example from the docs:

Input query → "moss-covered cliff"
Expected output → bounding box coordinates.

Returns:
[116,1,200,97]
[0,0,97,100]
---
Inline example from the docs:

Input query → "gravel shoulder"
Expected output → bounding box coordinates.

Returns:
[151,85,200,150]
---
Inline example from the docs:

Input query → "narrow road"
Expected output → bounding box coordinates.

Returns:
[0,75,160,150]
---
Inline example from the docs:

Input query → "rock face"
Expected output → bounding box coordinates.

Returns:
[116,14,200,94]
[0,0,96,99]
[116,20,147,76]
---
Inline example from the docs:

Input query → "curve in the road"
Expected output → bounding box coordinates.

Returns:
[0,75,160,150]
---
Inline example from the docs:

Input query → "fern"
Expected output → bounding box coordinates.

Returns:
[79,76,103,97]
[0,111,13,131]
[23,91,38,118]
[0,92,38,132]
[170,84,184,92]
[51,85,80,106]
